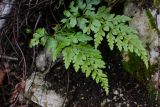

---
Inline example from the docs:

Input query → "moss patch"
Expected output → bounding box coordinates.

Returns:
[123,53,157,82]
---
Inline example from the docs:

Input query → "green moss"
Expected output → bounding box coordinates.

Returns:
[145,9,160,34]
[147,82,158,105]
[123,53,157,82]
[123,53,158,105]
[154,0,160,9]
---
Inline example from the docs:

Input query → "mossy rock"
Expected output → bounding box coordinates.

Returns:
[123,53,157,82]
[154,0,160,9]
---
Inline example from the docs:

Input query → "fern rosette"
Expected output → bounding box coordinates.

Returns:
[30,0,148,95]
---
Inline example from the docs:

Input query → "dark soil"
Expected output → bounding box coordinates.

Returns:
[0,47,158,107]
[44,45,158,107]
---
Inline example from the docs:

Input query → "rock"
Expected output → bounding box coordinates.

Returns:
[36,48,63,72]
[124,1,160,65]
[157,14,160,29]
[120,93,123,97]
[117,87,122,93]
[106,98,112,103]
[117,103,122,107]
[101,99,107,107]
[113,96,117,101]
[0,0,15,29]
[113,90,119,95]
[134,101,137,105]
[36,48,52,71]
[24,72,66,107]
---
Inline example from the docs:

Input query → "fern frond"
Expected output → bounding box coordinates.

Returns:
[62,43,109,94]
[92,69,109,95]
[96,6,110,19]
[77,17,88,30]
[30,0,149,96]
[107,32,115,50]
[62,46,75,69]
[29,28,49,47]
[53,30,93,60]
[112,15,131,24]
[94,29,105,48]
[108,24,149,68]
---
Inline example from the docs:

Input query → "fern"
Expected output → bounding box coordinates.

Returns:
[29,28,49,47]
[30,0,149,95]
[62,43,108,93]
[61,0,148,68]
[30,28,109,94]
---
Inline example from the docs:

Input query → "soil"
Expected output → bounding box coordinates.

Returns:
[44,45,158,107]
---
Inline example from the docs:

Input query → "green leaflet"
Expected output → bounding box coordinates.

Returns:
[62,47,74,69]
[69,1,79,13]
[77,0,86,10]
[70,17,77,28]
[91,19,101,33]
[77,17,88,30]
[64,10,71,17]
[29,0,149,95]
[62,43,108,94]
[96,6,110,19]
[45,37,57,49]
[29,28,48,47]
[86,0,101,5]
[107,32,115,50]
[94,29,105,48]
[74,32,93,42]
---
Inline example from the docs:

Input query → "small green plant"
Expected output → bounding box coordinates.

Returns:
[30,0,148,95]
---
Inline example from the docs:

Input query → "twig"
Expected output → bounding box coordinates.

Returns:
[12,3,27,80]
[4,34,20,57]
[0,55,18,61]
[34,12,41,31]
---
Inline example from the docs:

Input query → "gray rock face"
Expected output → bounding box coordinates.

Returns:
[36,48,53,71]
[36,48,63,72]
[25,72,66,107]
[124,2,160,65]
[0,0,15,29]
[124,2,160,105]
[27,48,64,107]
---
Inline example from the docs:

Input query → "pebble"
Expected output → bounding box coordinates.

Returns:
[122,97,126,101]
[118,103,122,107]
[123,101,127,105]
[117,88,122,93]
[114,103,119,107]
[101,99,107,106]
[113,96,117,101]
[81,97,84,100]
[106,98,112,103]
[113,90,119,95]
[120,93,123,97]
[134,101,137,105]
